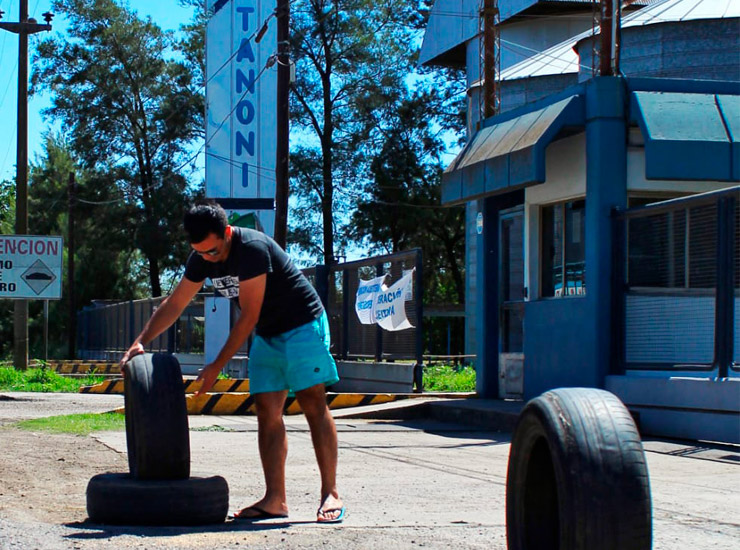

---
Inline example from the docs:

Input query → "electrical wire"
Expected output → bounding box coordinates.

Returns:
[499,38,593,73]
[0,54,16,109]
[205,151,277,181]
[0,122,16,178]
[75,53,277,206]
[60,6,278,172]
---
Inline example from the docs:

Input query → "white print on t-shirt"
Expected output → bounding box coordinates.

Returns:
[212,276,240,298]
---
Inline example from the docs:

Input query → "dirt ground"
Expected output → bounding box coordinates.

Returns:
[0,394,125,525]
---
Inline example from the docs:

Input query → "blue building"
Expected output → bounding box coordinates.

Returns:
[421,0,739,442]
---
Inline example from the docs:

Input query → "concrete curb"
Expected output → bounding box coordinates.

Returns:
[336,397,524,432]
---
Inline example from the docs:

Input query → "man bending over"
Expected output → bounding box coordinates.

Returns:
[120,201,345,523]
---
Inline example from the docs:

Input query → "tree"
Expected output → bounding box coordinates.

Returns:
[289,0,424,265]
[32,0,204,296]
[351,90,466,304]
[23,133,149,357]
[0,179,15,359]
[0,178,15,235]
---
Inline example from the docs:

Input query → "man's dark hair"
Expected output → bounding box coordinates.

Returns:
[183,201,229,243]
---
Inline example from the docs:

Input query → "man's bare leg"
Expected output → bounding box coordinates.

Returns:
[296,383,344,521]
[235,390,290,518]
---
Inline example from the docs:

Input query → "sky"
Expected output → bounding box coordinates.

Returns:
[0,0,196,183]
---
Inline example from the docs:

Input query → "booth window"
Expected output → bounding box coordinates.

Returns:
[541,200,586,297]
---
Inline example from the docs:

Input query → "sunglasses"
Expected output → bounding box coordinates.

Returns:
[194,240,223,257]
[196,246,220,257]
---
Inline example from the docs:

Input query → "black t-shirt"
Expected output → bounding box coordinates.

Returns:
[184,227,324,337]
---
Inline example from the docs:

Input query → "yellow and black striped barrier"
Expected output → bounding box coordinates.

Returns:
[80,378,251,395]
[185,392,409,416]
[48,361,119,375]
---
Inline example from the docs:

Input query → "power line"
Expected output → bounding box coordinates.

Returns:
[75,52,277,206]
[204,53,276,148]
[96,7,276,170]
[205,151,277,181]
[0,58,17,109]
[0,122,16,178]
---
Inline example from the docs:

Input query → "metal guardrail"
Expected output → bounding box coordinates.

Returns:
[613,186,738,376]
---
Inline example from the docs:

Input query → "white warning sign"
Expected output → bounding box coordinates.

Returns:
[0,235,63,300]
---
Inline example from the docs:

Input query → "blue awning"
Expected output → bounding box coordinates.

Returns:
[631,91,740,182]
[441,95,584,205]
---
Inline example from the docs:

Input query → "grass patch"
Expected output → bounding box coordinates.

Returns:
[15,412,125,435]
[0,367,107,393]
[423,364,476,392]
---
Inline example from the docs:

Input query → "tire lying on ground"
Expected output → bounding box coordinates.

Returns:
[506,387,651,550]
[86,473,229,526]
[124,353,190,480]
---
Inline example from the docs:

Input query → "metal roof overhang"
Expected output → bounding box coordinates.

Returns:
[441,95,584,205]
[631,91,740,182]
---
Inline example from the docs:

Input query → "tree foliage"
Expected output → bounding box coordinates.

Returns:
[288,0,424,264]
[351,91,466,304]
[289,0,467,305]
[31,0,203,296]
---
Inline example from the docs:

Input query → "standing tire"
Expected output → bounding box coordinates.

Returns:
[86,473,229,526]
[506,387,651,550]
[124,353,190,480]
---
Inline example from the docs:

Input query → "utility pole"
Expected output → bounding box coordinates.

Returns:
[479,0,500,123]
[599,0,614,76]
[0,2,53,369]
[595,0,621,76]
[67,172,76,359]
[273,0,290,248]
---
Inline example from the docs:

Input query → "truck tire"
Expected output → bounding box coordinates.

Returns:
[506,387,651,550]
[124,353,190,480]
[86,473,229,526]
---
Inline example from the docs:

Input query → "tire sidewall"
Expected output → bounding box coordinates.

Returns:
[86,473,229,526]
[506,398,572,550]
[124,353,190,479]
[507,388,651,550]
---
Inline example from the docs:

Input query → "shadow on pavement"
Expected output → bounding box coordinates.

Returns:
[62,518,314,539]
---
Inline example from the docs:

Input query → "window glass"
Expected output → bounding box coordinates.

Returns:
[541,200,586,298]
[627,204,717,290]
[564,200,586,296]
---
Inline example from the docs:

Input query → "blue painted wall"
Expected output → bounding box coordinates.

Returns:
[518,78,629,399]
[523,298,595,398]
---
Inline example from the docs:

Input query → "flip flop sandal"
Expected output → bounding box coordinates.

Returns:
[230,506,289,521]
[317,505,346,523]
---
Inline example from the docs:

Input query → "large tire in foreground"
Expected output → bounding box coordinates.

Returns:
[86,473,229,526]
[506,388,651,550]
[124,353,190,480]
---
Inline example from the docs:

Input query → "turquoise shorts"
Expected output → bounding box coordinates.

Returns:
[248,311,339,394]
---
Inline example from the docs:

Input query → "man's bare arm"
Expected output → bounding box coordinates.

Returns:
[194,274,266,395]
[120,277,203,367]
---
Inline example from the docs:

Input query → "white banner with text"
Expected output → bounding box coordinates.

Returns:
[354,271,414,331]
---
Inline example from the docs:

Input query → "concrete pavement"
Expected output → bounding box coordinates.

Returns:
[91,401,740,550]
[1,392,738,549]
